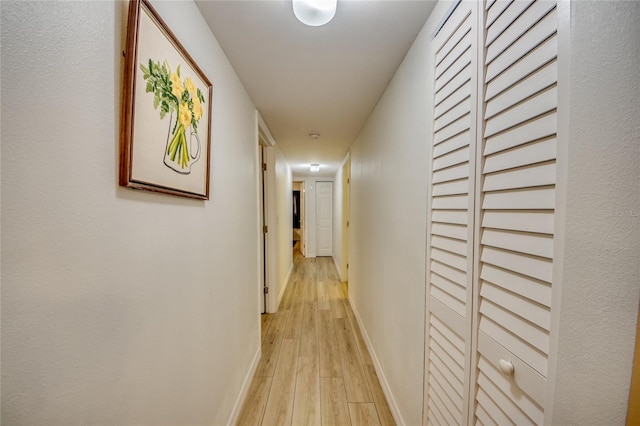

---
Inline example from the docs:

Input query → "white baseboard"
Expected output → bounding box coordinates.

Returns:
[226,345,261,425]
[348,298,406,426]
[332,256,343,282]
[275,262,294,312]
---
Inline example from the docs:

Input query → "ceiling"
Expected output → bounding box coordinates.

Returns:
[196,0,437,177]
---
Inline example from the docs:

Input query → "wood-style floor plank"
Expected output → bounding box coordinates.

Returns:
[239,250,395,426]
[255,310,286,377]
[237,377,272,426]
[364,364,395,426]
[300,302,319,357]
[280,279,295,311]
[317,280,331,310]
[334,318,372,403]
[316,258,328,281]
[340,282,348,299]
[344,303,374,366]
[303,258,317,281]
[318,309,343,378]
[261,313,273,339]
[283,282,304,339]
[305,278,318,303]
[329,281,347,319]
[348,403,382,426]
[292,356,321,425]
[262,338,299,425]
[320,378,351,426]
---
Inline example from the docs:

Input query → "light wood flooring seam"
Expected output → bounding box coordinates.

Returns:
[238,249,395,426]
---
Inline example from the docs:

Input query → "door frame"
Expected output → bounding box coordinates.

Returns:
[258,145,268,313]
[257,111,278,313]
[293,180,305,256]
[341,155,350,282]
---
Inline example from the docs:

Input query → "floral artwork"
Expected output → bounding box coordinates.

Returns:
[120,0,212,199]
[140,60,206,174]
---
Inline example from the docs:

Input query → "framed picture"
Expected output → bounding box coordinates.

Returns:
[120,0,212,199]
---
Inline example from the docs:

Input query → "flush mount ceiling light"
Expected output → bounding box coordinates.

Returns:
[293,0,337,27]
[309,133,320,140]
[310,163,320,173]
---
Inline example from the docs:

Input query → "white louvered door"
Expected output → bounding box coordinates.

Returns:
[425,2,479,425]
[426,1,560,424]
[473,1,558,424]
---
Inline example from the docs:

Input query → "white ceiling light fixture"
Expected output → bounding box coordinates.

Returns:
[293,0,337,27]
[310,163,320,173]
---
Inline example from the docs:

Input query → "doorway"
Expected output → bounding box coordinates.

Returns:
[293,181,304,256]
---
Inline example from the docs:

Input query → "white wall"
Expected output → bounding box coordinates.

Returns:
[347,1,640,424]
[348,9,434,423]
[271,146,293,309]
[1,1,261,424]
[332,154,350,281]
[549,1,640,423]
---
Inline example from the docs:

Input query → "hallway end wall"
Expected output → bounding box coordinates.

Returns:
[293,177,334,258]
[1,1,260,424]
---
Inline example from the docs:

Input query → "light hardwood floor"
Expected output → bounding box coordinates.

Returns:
[238,247,395,426]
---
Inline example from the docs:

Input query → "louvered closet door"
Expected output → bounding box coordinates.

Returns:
[473,1,558,425]
[425,2,478,425]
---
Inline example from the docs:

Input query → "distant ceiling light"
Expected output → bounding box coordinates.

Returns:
[293,0,337,27]
[310,163,320,172]
[309,133,320,140]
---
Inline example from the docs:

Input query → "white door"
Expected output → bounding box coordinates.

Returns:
[425,2,478,423]
[424,1,560,424]
[474,1,559,423]
[316,181,333,257]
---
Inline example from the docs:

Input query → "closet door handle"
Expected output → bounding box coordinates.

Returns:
[499,359,515,376]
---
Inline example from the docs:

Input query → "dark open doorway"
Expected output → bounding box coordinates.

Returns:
[293,190,301,229]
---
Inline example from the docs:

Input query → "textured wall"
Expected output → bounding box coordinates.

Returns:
[274,146,293,305]
[550,1,640,423]
[304,178,318,258]
[332,158,345,280]
[1,1,260,424]
[347,4,438,421]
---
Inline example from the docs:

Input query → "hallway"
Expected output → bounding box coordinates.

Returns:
[238,250,395,425]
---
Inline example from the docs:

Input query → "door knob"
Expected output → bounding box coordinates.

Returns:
[499,359,514,376]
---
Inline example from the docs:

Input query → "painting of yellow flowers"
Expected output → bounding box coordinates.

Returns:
[120,0,212,199]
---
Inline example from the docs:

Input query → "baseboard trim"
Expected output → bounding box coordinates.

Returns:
[348,298,406,426]
[226,344,261,425]
[332,256,343,282]
[276,262,294,311]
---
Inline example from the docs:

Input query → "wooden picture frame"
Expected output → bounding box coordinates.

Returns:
[120,0,212,199]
